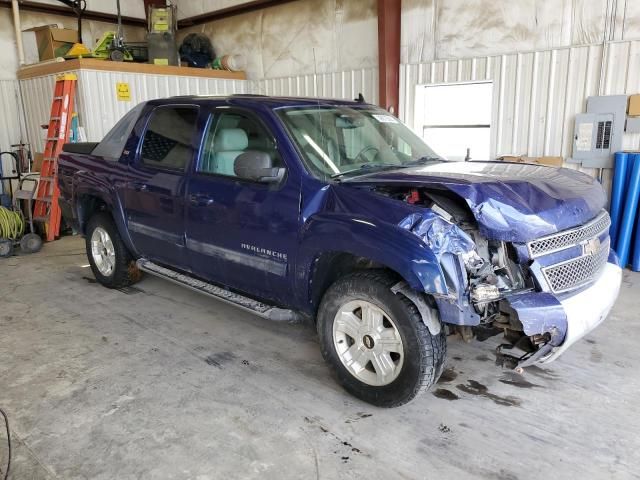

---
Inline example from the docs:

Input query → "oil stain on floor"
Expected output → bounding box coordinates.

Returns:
[456,380,521,407]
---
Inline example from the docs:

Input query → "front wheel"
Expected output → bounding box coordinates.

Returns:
[317,271,446,407]
[85,212,137,288]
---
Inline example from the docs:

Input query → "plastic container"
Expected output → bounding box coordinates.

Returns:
[615,152,640,267]
[610,152,631,247]
[212,54,246,72]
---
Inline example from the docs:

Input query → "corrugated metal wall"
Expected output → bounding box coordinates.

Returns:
[0,80,27,191]
[253,68,379,104]
[400,40,640,175]
[20,70,249,153]
[0,80,26,151]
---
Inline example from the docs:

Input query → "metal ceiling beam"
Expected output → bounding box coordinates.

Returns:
[177,0,298,28]
[377,0,401,114]
[0,0,146,26]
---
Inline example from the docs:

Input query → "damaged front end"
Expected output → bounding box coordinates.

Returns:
[382,186,615,370]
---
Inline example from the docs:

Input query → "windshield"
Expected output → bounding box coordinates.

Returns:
[276,106,442,180]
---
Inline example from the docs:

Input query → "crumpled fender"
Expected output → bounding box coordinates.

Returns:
[296,180,481,317]
[399,210,481,326]
[296,212,450,301]
[398,210,475,259]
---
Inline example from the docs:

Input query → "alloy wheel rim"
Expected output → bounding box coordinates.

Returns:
[333,300,404,386]
[91,227,116,276]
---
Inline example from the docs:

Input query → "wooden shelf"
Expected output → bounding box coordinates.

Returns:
[18,58,246,80]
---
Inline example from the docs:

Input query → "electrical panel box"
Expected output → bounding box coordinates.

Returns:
[572,113,614,165]
[569,95,627,169]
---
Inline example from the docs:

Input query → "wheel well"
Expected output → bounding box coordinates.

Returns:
[309,252,403,314]
[78,195,109,234]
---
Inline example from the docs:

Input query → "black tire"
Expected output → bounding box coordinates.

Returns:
[317,271,446,407]
[20,233,42,254]
[109,49,125,62]
[85,212,137,288]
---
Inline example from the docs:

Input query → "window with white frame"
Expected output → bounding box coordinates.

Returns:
[415,82,493,161]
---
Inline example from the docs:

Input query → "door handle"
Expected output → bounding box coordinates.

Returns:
[189,193,215,206]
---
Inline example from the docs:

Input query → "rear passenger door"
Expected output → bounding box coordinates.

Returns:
[185,108,300,304]
[124,105,199,269]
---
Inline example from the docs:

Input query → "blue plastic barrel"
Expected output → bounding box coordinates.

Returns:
[632,216,640,271]
[610,152,631,247]
[632,194,640,271]
[616,153,640,268]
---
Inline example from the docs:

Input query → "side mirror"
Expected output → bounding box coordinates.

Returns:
[234,150,285,183]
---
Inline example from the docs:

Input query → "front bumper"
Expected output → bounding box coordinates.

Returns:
[503,258,622,365]
[538,261,622,363]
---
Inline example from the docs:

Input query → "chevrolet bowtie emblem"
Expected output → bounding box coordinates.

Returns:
[582,237,601,256]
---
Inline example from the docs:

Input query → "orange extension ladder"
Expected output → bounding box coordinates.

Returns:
[33,73,77,242]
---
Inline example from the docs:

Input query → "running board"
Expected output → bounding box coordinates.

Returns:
[136,259,301,322]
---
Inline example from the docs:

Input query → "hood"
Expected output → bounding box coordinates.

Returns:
[342,161,606,243]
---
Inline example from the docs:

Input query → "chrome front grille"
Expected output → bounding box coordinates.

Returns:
[528,211,611,258]
[541,237,610,293]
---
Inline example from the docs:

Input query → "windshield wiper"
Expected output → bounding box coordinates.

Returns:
[331,163,403,179]
[400,156,444,167]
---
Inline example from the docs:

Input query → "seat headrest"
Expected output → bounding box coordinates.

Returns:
[215,128,248,151]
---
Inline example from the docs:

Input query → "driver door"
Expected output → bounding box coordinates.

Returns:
[185,108,300,304]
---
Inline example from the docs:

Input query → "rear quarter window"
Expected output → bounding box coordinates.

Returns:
[140,106,199,171]
[92,103,145,160]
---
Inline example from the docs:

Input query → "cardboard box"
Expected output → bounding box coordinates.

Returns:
[498,154,526,163]
[498,154,563,167]
[24,25,78,61]
[32,152,44,172]
[537,156,564,167]
[629,94,640,117]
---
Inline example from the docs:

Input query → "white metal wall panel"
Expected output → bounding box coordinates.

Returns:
[254,68,379,105]
[75,70,248,145]
[400,40,640,187]
[0,80,26,191]
[20,69,249,152]
[0,80,26,152]
[19,74,57,154]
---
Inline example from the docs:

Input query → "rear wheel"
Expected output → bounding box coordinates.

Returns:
[317,271,446,407]
[85,213,137,288]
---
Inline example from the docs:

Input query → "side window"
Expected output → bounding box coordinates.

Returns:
[199,111,281,177]
[140,106,199,171]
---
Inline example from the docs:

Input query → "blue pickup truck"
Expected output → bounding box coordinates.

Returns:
[58,95,622,407]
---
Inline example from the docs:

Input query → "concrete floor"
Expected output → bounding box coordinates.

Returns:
[1,236,639,480]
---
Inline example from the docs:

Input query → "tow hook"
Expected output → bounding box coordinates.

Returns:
[495,341,554,371]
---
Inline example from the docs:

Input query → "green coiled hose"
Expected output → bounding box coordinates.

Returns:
[0,206,24,240]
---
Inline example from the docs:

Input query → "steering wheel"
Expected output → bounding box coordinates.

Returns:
[354,145,380,163]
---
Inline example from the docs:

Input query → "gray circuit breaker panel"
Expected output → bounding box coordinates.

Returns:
[570,95,627,169]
